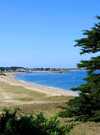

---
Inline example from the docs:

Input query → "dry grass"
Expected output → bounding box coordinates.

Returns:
[0,81,69,115]
[70,122,100,135]
[0,81,100,135]
[0,82,46,101]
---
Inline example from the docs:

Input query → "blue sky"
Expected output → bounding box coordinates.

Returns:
[0,0,100,68]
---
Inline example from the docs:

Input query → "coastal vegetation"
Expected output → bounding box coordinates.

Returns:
[0,80,69,116]
[0,80,100,135]
[0,109,73,135]
[60,16,100,121]
[0,78,73,134]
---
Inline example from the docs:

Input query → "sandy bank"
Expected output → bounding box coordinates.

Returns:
[0,73,78,97]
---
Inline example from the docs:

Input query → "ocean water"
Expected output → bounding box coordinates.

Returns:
[16,70,87,90]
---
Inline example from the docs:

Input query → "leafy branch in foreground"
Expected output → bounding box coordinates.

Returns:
[60,16,100,122]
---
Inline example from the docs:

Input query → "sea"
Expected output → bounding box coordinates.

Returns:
[16,70,87,91]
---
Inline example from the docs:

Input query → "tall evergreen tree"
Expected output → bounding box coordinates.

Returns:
[60,16,100,121]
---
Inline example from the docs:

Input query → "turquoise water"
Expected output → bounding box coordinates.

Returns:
[16,70,87,90]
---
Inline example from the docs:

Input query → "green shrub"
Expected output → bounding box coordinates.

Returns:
[0,109,73,135]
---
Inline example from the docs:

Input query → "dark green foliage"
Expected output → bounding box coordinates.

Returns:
[60,16,100,121]
[0,109,73,135]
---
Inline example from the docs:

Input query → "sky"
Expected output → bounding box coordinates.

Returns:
[0,0,100,68]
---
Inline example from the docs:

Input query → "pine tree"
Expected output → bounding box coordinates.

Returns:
[60,16,100,121]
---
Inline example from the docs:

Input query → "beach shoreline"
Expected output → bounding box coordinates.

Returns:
[0,72,78,97]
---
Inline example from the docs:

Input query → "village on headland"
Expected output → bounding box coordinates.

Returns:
[0,66,82,73]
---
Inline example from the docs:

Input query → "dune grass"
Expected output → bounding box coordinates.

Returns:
[0,81,100,135]
[0,81,69,114]
[70,122,100,135]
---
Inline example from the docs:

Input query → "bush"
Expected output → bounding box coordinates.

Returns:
[0,109,73,135]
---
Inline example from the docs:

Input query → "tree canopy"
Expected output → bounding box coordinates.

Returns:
[60,16,100,121]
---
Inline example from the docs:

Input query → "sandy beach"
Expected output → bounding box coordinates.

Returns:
[0,72,77,97]
[0,72,75,113]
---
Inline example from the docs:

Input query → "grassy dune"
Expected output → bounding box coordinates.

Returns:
[0,81,100,135]
[0,81,69,114]
[70,122,100,135]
